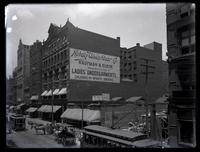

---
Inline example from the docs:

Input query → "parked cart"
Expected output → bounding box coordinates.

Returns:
[10,114,26,131]
[54,127,76,146]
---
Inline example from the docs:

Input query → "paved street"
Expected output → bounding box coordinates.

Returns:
[6,116,80,148]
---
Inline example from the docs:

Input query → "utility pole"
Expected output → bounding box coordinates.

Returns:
[140,58,155,137]
[51,71,54,124]
[81,101,84,130]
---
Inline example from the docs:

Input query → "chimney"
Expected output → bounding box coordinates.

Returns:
[136,43,140,46]
[117,37,120,46]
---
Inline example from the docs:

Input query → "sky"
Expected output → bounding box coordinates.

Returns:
[5,3,167,78]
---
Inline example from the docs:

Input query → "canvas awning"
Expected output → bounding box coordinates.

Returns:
[37,105,61,113]
[16,103,25,110]
[25,107,38,113]
[17,98,22,102]
[37,105,47,112]
[9,106,14,110]
[155,96,168,104]
[45,90,52,96]
[126,96,144,104]
[61,108,100,122]
[41,90,48,96]
[58,88,67,95]
[111,97,124,101]
[53,89,60,95]
[132,139,161,148]
[30,95,39,100]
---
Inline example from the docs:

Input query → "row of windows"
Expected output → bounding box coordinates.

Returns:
[43,49,68,68]
[120,51,136,59]
[180,4,195,19]
[44,36,68,57]
[47,36,67,49]
[121,74,137,82]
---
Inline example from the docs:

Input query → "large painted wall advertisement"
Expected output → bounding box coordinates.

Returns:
[70,48,120,83]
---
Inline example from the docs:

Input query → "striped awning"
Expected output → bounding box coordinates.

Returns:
[41,90,48,96]
[126,96,144,104]
[46,90,52,96]
[17,98,22,102]
[37,105,61,113]
[26,107,38,113]
[61,108,100,122]
[155,96,168,104]
[58,88,67,95]
[16,103,25,110]
[30,95,39,100]
[53,89,60,95]
[111,97,124,101]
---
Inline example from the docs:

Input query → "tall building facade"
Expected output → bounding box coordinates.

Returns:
[166,3,196,147]
[30,40,43,106]
[16,39,31,104]
[6,76,15,105]
[41,20,120,105]
[120,42,167,103]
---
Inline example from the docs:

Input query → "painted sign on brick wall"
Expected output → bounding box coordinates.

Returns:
[70,48,120,83]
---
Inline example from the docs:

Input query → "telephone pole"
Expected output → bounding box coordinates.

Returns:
[140,58,155,137]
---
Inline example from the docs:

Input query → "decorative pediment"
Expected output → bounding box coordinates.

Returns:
[48,23,60,35]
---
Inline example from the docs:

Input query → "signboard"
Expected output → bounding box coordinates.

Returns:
[92,95,103,101]
[92,93,110,101]
[102,93,110,101]
[70,48,120,83]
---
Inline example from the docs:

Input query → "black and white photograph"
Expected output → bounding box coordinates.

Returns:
[5,3,196,148]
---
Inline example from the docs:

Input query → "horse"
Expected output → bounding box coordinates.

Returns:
[33,124,46,135]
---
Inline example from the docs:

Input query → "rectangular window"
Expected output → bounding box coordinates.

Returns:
[134,74,137,82]
[179,121,194,144]
[181,38,189,47]
[191,35,195,44]
[181,31,189,38]
[191,45,195,52]
[182,47,190,55]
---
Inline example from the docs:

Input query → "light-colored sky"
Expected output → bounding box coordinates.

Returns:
[5,3,167,77]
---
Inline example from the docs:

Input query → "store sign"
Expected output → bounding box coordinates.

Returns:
[102,93,110,101]
[92,93,110,101]
[70,48,120,83]
[92,95,103,101]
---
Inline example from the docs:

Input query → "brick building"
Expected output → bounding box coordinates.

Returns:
[120,42,167,102]
[166,3,196,147]
[6,76,15,105]
[30,40,43,106]
[16,39,31,104]
[38,19,168,125]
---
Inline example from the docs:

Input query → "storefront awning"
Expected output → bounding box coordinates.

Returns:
[9,106,14,109]
[61,108,100,122]
[37,105,47,112]
[45,90,52,96]
[132,139,161,148]
[155,96,168,104]
[25,107,38,113]
[111,97,124,101]
[41,90,48,96]
[17,98,22,102]
[16,103,25,110]
[37,105,61,113]
[58,88,67,95]
[53,89,60,95]
[30,95,39,100]
[126,96,144,104]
